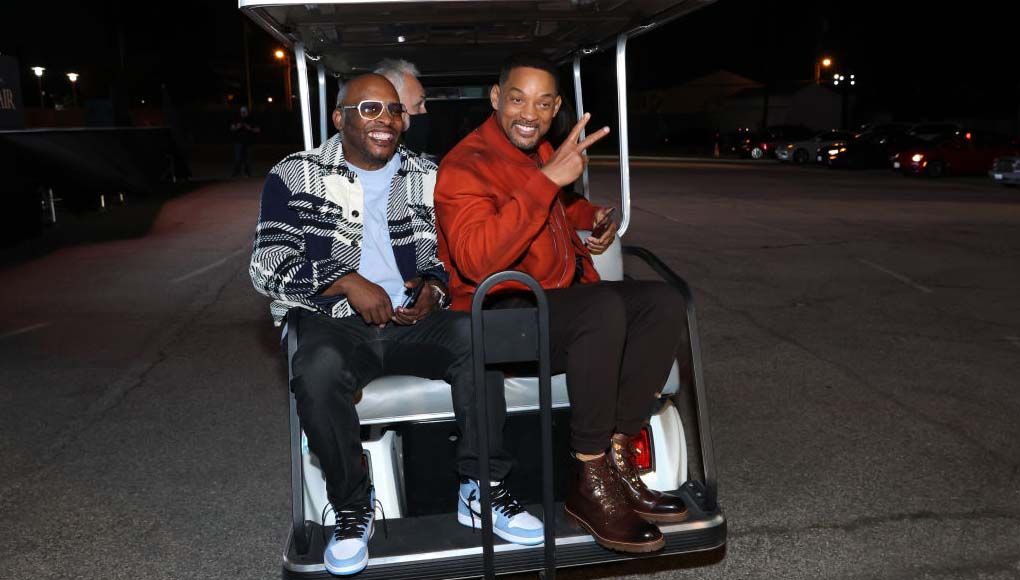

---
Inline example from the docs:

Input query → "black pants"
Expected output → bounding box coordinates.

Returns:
[232,142,251,177]
[494,280,688,454]
[289,308,512,508]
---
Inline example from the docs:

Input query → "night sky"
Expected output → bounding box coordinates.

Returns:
[3,1,1017,122]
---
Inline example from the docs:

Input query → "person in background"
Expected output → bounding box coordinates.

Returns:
[230,105,260,177]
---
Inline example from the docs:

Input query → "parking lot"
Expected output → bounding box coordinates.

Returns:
[1,159,1018,579]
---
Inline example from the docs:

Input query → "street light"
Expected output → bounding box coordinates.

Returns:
[831,72,856,129]
[31,66,45,106]
[274,48,293,111]
[815,57,833,84]
[66,72,79,107]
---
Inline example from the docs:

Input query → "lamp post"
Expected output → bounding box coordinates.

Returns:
[274,49,293,111]
[67,72,79,107]
[31,66,45,106]
[814,57,832,85]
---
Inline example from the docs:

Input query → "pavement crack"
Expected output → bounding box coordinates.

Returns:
[0,256,247,505]
[694,285,1020,471]
[851,552,1020,580]
[733,508,1020,539]
[757,240,856,250]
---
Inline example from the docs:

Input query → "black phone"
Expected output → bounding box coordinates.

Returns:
[591,208,616,238]
[401,282,425,309]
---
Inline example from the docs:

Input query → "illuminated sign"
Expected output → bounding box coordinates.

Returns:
[0,56,26,129]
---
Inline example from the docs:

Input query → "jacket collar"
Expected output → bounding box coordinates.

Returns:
[479,114,554,166]
[318,133,436,179]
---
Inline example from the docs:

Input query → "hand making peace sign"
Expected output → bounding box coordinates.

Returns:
[540,113,611,188]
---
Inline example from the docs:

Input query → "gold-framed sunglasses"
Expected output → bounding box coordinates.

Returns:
[339,100,406,121]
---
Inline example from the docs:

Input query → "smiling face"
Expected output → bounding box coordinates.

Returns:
[335,74,404,170]
[490,66,562,151]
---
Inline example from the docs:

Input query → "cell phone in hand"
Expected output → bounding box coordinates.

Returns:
[401,282,425,309]
[591,208,616,238]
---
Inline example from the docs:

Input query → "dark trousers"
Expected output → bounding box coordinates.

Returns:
[232,142,251,177]
[495,280,688,454]
[289,308,512,508]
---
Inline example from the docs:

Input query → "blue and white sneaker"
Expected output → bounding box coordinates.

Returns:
[458,479,545,546]
[324,492,375,576]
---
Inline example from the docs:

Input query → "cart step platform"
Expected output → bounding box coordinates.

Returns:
[284,490,725,580]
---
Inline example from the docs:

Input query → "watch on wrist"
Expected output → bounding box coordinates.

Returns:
[427,280,449,308]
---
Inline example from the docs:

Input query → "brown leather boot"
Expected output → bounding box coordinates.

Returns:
[564,454,665,553]
[609,433,689,524]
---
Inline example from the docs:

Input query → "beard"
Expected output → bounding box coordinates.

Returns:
[506,120,544,151]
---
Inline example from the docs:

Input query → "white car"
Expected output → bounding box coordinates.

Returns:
[777,130,854,164]
[990,156,1020,185]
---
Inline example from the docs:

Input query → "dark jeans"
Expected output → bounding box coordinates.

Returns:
[493,280,689,455]
[232,142,251,177]
[289,308,512,508]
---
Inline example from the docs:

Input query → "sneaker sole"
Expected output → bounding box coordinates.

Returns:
[457,503,545,546]
[563,506,665,554]
[324,523,374,575]
[324,552,369,576]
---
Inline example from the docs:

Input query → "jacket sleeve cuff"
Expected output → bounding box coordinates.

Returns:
[312,259,353,295]
[575,203,600,230]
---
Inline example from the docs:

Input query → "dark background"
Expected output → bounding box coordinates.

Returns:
[2,0,1017,142]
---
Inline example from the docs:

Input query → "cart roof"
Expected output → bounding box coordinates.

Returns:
[240,0,715,76]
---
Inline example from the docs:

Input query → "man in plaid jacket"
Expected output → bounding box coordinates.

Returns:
[250,73,543,576]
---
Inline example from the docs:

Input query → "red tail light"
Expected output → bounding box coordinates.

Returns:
[630,428,654,472]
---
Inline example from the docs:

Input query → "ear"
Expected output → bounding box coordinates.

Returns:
[553,95,562,117]
[489,84,501,111]
[331,108,344,131]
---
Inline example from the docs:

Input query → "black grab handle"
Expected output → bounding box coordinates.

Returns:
[622,245,718,509]
[470,271,556,580]
[285,313,311,555]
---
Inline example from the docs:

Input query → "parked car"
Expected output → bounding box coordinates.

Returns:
[720,125,813,160]
[989,156,1020,185]
[719,128,769,159]
[826,131,924,169]
[763,125,814,160]
[892,131,1018,177]
[908,122,961,141]
[776,130,854,164]
[856,122,911,135]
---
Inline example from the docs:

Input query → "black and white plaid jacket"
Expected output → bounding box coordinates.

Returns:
[250,134,447,324]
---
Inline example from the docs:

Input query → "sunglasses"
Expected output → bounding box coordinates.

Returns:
[339,100,406,121]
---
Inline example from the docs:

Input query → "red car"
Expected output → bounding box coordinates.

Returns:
[892,131,1018,177]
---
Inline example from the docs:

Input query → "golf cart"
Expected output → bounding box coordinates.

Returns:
[239,1,727,578]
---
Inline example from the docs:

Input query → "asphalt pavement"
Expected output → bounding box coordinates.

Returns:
[1,160,1018,579]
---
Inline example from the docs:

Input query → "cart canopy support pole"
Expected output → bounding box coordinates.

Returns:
[294,42,313,151]
[317,63,328,146]
[572,54,591,201]
[615,33,632,237]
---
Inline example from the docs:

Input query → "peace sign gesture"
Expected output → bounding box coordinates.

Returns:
[540,113,611,187]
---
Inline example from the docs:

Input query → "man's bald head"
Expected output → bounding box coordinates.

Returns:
[332,73,405,170]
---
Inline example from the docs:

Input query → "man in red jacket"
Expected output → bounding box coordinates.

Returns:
[435,53,689,553]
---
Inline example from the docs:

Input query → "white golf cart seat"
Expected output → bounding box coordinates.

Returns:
[352,234,678,426]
